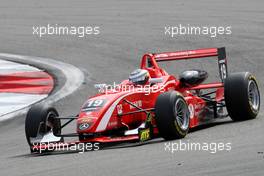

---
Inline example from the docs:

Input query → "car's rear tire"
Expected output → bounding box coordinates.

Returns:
[224,72,260,121]
[155,91,190,140]
[25,104,62,153]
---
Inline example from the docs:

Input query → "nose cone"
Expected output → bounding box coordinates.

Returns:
[76,92,128,134]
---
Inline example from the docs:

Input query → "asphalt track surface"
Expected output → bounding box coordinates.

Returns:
[0,0,264,176]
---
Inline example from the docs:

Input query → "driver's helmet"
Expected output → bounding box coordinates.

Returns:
[129,69,149,85]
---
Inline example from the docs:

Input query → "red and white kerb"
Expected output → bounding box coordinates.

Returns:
[0,59,54,117]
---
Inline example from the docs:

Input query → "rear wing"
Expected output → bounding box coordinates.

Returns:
[153,47,228,82]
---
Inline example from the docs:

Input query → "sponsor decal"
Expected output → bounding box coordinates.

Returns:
[80,117,96,123]
[188,104,195,119]
[155,51,196,58]
[139,128,150,142]
[129,100,142,109]
[117,104,123,115]
[107,121,118,128]
[194,103,204,110]
[79,123,90,130]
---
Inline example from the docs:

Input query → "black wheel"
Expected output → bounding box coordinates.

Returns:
[25,103,62,153]
[224,72,260,121]
[155,91,190,140]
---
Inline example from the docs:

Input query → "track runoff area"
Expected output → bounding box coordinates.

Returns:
[0,59,54,119]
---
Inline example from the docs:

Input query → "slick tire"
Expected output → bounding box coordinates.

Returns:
[155,91,190,140]
[25,103,62,152]
[224,72,260,121]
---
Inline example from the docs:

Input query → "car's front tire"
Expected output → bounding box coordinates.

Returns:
[155,91,190,140]
[25,104,62,153]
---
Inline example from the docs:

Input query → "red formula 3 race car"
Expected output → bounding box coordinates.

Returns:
[25,47,260,153]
